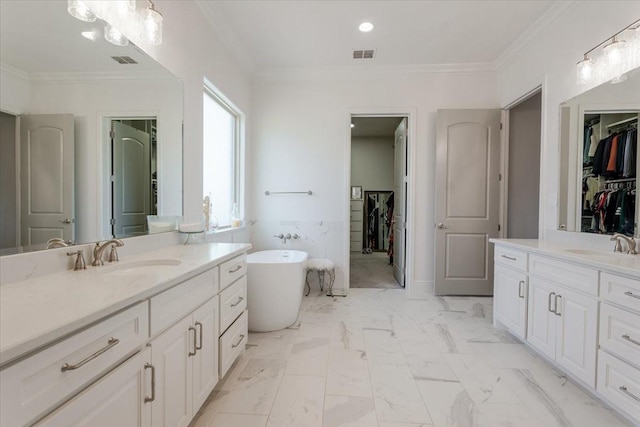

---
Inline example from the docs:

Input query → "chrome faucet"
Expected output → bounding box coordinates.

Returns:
[92,239,125,266]
[610,233,637,254]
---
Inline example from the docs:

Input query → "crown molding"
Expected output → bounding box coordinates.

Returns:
[493,1,578,71]
[27,70,175,83]
[194,0,255,73]
[254,62,497,81]
[0,62,29,82]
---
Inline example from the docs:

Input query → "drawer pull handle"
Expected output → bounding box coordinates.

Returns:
[501,255,517,261]
[61,337,119,372]
[231,296,244,307]
[195,321,203,351]
[188,326,197,356]
[229,265,243,274]
[554,294,562,316]
[619,386,640,403]
[548,292,556,313]
[231,334,245,348]
[144,363,156,403]
[518,281,525,298]
[624,291,640,300]
[622,334,640,347]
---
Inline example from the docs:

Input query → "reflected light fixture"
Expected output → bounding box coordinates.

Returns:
[359,22,374,33]
[116,0,136,15]
[81,29,100,41]
[143,0,163,45]
[576,18,640,87]
[68,0,96,22]
[104,23,130,46]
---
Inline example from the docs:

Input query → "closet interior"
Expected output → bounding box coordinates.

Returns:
[582,111,639,235]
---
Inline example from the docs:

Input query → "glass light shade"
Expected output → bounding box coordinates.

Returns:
[143,5,163,45]
[116,0,136,15]
[104,24,129,46]
[603,38,626,66]
[576,56,593,85]
[68,0,97,22]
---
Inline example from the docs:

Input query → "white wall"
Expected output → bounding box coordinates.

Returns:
[496,1,640,249]
[250,72,497,292]
[351,136,394,193]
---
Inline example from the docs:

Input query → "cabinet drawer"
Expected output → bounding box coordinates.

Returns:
[350,201,363,212]
[495,245,528,271]
[597,350,640,423]
[600,303,640,367]
[350,221,362,232]
[0,302,148,427]
[349,212,362,222]
[150,268,218,336]
[220,254,247,290]
[529,254,598,295]
[219,310,248,378]
[220,275,247,334]
[350,241,363,252]
[350,231,362,242]
[600,272,640,313]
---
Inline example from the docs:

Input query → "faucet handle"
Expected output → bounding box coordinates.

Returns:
[108,246,120,263]
[628,237,637,255]
[292,234,300,239]
[67,250,86,271]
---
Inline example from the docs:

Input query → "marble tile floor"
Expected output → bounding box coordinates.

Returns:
[189,289,632,427]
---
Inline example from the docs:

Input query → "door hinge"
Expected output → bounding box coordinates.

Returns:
[109,130,115,139]
[498,224,501,231]
[500,123,503,130]
[110,218,116,225]
[499,173,502,181]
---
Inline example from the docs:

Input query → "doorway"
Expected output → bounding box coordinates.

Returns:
[109,118,157,238]
[349,116,407,289]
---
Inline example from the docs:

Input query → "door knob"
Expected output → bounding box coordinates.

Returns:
[437,223,447,229]
[59,218,73,224]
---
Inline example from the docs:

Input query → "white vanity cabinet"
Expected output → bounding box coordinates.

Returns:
[493,246,528,339]
[34,348,152,427]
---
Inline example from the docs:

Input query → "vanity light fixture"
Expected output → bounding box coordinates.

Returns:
[104,23,130,46]
[115,0,136,15]
[359,22,374,33]
[68,0,97,22]
[143,0,163,45]
[576,18,640,87]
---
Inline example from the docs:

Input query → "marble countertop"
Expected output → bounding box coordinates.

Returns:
[490,238,640,278]
[0,242,251,367]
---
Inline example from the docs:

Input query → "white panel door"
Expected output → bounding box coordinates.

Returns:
[393,118,407,287]
[555,286,598,387]
[150,316,193,427]
[191,298,219,413]
[35,348,151,427]
[435,109,500,295]
[19,114,74,246]
[493,264,527,339]
[527,277,557,360]
[112,121,151,238]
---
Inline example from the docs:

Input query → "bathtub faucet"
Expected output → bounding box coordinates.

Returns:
[274,233,300,243]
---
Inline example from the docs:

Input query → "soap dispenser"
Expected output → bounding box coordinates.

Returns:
[231,203,241,227]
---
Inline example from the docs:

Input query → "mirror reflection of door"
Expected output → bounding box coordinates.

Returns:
[111,119,157,238]
[364,191,392,252]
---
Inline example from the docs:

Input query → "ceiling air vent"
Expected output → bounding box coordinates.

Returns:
[352,49,376,60]
[111,56,138,64]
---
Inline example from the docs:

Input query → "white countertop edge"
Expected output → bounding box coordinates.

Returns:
[0,242,252,368]
[490,238,640,278]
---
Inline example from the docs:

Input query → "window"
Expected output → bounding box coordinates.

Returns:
[203,84,242,228]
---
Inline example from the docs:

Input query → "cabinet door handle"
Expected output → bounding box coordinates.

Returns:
[229,265,243,273]
[188,326,197,356]
[518,281,525,298]
[619,385,640,403]
[624,291,640,300]
[548,292,556,313]
[61,337,119,372]
[231,296,244,307]
[501,254,516,261]
[144,363,156,403]
[231,334,245,348]
[554,295,562,316]
[622,334,640,347]
[195,321,203,350]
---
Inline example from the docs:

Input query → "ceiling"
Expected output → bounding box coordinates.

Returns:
[351,117,403,138]
[197,0,561,74]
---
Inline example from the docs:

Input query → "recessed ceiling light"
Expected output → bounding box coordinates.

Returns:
[359,22,374,33]
[351,123,355,128]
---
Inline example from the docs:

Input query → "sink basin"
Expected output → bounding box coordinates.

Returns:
[564,249,613,257]
[101,259,182,274]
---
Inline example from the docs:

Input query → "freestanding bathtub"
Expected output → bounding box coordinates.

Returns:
[246,250,308,332]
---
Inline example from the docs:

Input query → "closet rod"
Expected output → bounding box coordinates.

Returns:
[605,178,636,184]
[606,116,638,128]
[264,190,313,196]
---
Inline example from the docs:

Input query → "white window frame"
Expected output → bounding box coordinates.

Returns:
[203,79,244,228]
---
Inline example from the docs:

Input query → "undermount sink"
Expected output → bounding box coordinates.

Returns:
[563,248,630,261]
[101,259,182,274]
